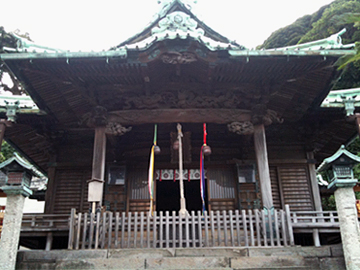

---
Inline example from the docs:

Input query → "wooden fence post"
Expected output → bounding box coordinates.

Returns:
[285,205,294,246]
[67,208,76,249]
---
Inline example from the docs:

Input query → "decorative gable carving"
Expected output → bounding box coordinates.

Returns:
[152,11,204,36]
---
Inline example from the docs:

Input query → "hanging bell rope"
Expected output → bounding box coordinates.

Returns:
[177,123,188,216]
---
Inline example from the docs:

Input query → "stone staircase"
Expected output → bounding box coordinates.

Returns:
[16,245,345,270]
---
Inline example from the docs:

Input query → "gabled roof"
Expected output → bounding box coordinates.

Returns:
[111,0,244,51]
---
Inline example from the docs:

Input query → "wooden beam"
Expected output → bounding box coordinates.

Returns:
[108,109,252,125]
[254,124,273,210]
[44,154,57,214]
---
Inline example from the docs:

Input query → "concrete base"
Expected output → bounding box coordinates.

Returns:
[16,246,346,270]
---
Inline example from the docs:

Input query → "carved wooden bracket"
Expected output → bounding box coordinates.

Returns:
[228,109,283,135]
[105,122,132,136]
[228,121,254,135]
[79,106,108,127]
[251,105,283,126]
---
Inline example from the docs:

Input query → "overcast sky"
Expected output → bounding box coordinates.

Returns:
[1,0,335,51]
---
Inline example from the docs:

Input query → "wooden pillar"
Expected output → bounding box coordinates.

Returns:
[44,154,57,214]
[88,126,106,210]
[355,115,360,135]
[0,120,7,152]
[254,124,273,210]
[306,151,323,212]
[307,151,322,247]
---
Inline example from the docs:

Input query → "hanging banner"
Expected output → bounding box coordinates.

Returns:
[200,123,207,214]
[148,124,157,216]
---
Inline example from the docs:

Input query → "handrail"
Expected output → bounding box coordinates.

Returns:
[21,213,70,232]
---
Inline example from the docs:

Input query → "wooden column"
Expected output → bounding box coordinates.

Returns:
[0,120,7,152]
[306,151,322,212]
[307,151,322,247]
[88,126,106,209]
[44,154,57,214]
[254,124,273,210]
[355,115,360,135]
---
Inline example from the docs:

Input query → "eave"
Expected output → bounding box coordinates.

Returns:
[1,48,355,61]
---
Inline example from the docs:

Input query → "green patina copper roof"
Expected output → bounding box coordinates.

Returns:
[112,0,243,51]
[321,87,360,108]
[2,31,65,53]
[266,29,354,51]
[0,94,45,115]
[317,145,360,173]
[0,153,43,177]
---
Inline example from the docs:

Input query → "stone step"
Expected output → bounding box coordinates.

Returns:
[16,247,346,269]
[230,256,320,269]
[17,256,319,270]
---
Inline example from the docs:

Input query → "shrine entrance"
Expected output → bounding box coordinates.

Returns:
[156,180,206,213]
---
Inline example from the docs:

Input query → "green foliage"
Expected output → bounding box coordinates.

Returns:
[259,5,329,49]
[259,0,360,89]
[322,195,337,210]
[0,141,15,163]
[346,137,360,179]
[260,0,360,49]
[299,0,360,44]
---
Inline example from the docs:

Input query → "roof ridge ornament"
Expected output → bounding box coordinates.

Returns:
[158,0,197,11]
[152,11,204,36]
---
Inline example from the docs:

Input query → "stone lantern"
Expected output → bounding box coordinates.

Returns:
[317,145,360,270]
[317,145,360,189]
[0,154,38,270]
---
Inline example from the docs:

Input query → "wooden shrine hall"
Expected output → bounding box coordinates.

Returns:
[0,0,358,251]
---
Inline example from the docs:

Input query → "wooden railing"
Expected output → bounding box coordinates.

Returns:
[68,208,294,250]
[288,209,340,246]
[290,210,339,229]
[21,214,70,232]
[19,206,353,250]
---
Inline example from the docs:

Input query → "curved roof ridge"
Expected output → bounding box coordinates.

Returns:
[111,0,243,50]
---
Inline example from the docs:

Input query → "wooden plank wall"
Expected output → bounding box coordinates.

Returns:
[53,169,91,214]
[269,165,313,211]
[270,167,282,210]
[279,166,313,211]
